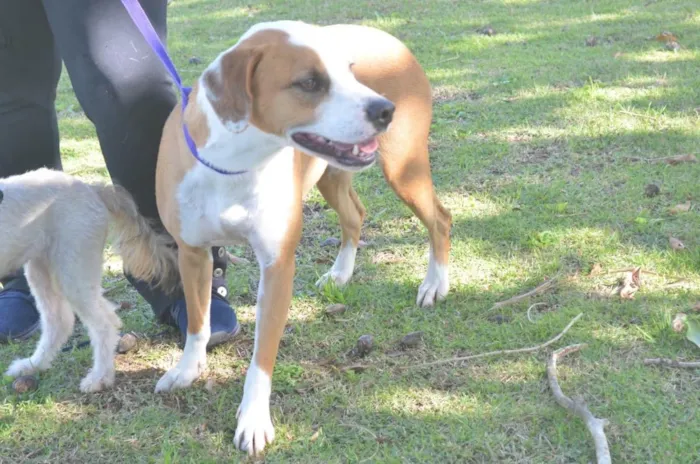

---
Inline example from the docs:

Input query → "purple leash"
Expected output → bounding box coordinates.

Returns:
[119,0,246,176]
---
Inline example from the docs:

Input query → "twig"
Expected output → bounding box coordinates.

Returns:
[527,302,549,323]
[489,277,557,311]
[430,55,460,66]
[602,267,661,277]
[547,344,611,464]
[618,109,659,120]
[643,358,700,368]
[663,279,694,289]
[406,313,583,369]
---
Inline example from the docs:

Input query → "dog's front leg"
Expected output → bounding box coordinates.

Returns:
[156,244,212,392]
[234,248,296,456]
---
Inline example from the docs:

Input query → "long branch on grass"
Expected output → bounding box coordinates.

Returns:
[643,358,700,369]
[547,344,611,464]
[488,277,558,311]
[406,313,583,369]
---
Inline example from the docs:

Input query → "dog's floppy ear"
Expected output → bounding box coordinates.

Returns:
[203,44,264,130]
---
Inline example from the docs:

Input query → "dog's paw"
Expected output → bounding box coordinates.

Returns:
[155,333,208,393]
[5,358,39,378]
[315,270,351,289]
[234,401,275,456]
[315,244,356,289]
[155,364,204,393]
[416,265,449,308]
[79,369,114,393]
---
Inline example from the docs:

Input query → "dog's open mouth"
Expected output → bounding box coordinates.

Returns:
[291,132,378,167]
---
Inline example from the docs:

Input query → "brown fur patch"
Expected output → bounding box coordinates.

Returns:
[203,29,329,136]
[253,155,304,376]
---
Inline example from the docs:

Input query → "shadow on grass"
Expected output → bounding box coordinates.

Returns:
[1,277,697,462]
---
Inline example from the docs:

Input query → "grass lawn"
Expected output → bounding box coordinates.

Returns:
[2,0,700,462]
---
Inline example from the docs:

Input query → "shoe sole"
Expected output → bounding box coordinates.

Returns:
[207,322,242,349]
[0,319,40,344]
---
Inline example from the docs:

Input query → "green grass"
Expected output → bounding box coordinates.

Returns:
[2,0,700,462]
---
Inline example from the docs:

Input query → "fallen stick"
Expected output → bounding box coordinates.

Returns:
[601,268,661,277]
[489,277,557,311]
[406,313,583,369]
[643,358,700,369]
[547,344,611,464]
[527,302,548,323]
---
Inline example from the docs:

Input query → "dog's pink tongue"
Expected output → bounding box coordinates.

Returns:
[359,138,379,153]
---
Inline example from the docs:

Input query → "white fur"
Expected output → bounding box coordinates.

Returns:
[234,362,274,455]
[416,247,449,307]
[155,327,210,392]
[316,242,357,288]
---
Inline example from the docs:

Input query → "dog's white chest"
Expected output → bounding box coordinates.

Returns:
[177,148,296,251]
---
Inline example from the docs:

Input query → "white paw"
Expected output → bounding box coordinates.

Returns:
[155,364,204,393]
[316,244,357,289]
[155,331,209,393]
[234,401,275,456]
[79,370,114,393]
[5,358,40,378]
[416,265,449,308]
[315,270,351,288]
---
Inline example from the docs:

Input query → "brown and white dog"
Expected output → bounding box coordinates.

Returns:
[153,21,452,455]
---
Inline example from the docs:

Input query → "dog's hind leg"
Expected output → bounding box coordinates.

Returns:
[378,141,452,308]
[315,168,365,288]
[55,232,121,393]
[5,258,75,378]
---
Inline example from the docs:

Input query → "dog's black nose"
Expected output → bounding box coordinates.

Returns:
[365,98,395,131]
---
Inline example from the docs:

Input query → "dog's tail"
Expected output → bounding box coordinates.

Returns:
[90,183,179,292]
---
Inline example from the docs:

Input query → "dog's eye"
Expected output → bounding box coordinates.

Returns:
[297,76,320,92]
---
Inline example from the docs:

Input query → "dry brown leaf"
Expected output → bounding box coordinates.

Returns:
[672,313,687,332]
[669,201,692,214]
[619,267,641,299]
[589,263,603,276]
[656,32,678,43]
[310,429,321,442]
[665,41,681,52]
[325,303,347,316]
[669,236,685,251]
[692,302,700,312]
[662,154,697,165]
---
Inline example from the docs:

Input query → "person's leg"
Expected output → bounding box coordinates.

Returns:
[0,0,63,342]
[41,0,238,346]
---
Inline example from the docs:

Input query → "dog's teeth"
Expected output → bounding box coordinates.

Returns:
[352,145,359,156]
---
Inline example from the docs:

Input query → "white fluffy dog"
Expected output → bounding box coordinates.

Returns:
[2,168,177,392]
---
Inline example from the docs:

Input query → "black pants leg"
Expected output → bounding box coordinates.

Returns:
[0,0,62,291]
[40,0,183,323]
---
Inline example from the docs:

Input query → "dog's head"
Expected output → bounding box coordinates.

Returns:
[202,20,394,171]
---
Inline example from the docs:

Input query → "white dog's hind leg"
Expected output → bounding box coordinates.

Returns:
[57,248,121,393]
[5,259,75,378]
[75,296,121,392]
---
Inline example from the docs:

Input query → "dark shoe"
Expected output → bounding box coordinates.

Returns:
[170,246,240,349]
[0,285,40,343]
[170,292,240,349]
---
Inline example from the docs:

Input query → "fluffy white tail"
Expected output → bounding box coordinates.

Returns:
[90,183,179,292]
